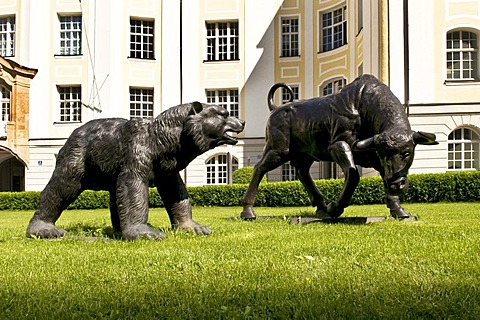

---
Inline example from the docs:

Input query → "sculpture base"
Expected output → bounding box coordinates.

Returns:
[290,215,417,225]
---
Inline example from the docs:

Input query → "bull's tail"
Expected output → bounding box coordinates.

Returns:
[267,83,294,111]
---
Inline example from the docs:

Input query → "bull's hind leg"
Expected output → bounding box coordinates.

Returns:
[295,160,328,216]
[241,148,288,220]
[155,171,211,235]
[327,141,360,218]
[26,170,83,239]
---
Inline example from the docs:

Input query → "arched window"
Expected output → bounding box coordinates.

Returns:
[321,78,346,96]
[318,78,346,179]
[446,30,478,80]
[206,154,238,185]
[448,127,480,170]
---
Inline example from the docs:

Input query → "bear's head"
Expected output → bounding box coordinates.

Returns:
[183,101,245,151]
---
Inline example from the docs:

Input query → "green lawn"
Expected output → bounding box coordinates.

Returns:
[1,203,479,319]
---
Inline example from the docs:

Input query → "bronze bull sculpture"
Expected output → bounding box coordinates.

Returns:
[241,74,438,220]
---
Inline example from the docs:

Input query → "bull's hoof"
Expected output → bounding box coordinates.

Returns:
[122,224,166,240]
[240,207,257,220]
[390,208,410,219]
[327,202,344,219]
[26,220,66,239]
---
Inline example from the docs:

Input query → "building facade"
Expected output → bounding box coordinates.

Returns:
[0,0,478,191]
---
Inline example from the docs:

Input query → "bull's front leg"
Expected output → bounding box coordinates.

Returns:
[327,141,360,218]
[155,171,211,235]
[386,194,411,219]
[295,160,328,216]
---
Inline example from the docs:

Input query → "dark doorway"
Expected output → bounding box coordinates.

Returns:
[0,157,25,191]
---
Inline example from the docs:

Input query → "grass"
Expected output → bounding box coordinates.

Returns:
[1,203,479,319]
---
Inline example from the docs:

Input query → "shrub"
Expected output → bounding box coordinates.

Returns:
[232,166,267,184]
[2,171,480,211]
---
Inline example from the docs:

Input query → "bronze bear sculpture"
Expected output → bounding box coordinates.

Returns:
[241,74,438,220]
[27,102,245,240]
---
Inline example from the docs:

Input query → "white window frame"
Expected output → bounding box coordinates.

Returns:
[129,88,154,119]
[281,84,299,105]
[446,30,478,80]
[448,127,480,170]
[280,16,300,57]
[130,18,154,59]
[58,86,82,123]
[282,163,297,181]
[1,85,10,122]
[320,6,347,52]
[0,16,15,57]
[206,154,238,185]
[59,15,82,55]
[320,78,346,96]
[206,88,239,118]
[205,21,239,61]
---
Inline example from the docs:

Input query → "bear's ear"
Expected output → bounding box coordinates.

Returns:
[189,101,203,115]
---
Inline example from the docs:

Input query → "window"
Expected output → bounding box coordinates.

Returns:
[321,6,347,52]
[448,127,480,170]
[59,16,82,55]
[446,30,478,80]
[1,85,10,122]
[58,86,81,122]
[129,88,154,119]
[206,89,239,118]
[321,78,346,96]
[0,16,15,57]
[281,17,299,57]
[206,154,238,185]
[282,85,299,104]
[282,163,297,181]
[130,18,154,59]
[206,21,239,61]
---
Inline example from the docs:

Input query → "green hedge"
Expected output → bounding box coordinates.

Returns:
[1,171,480,211]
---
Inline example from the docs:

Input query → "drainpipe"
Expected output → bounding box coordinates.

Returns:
[180,0,183,105]
[403,0,410,116]
[180,0,187,185]
[379,0,389,85]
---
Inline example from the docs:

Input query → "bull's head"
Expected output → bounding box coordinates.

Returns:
[354,131,438,195]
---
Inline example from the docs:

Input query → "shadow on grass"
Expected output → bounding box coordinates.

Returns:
[63,224,123,240]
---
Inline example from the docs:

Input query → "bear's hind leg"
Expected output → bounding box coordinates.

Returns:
[26,174,83,239]
[109,190,122,232]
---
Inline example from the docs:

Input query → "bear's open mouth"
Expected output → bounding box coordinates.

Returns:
[222,126,244,144]
[223,131,239,144]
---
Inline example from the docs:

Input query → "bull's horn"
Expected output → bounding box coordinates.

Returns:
[413,131,439,145]
[353,136,376,150]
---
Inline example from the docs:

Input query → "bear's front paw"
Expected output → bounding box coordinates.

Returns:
[122,224,166,240]
[26,220,66,239]
[175,220,212,235]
